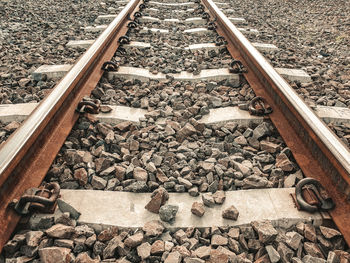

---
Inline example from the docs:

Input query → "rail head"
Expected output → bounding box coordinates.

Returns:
[0,0,141,253]
[0,0,140,186]
[202,0,350,244]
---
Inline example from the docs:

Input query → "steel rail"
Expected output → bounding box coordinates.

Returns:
[0,0,141,252]
[202,0,350,244]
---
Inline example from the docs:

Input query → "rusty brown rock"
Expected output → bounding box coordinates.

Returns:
[39,247,72,263]
[145,187,169,213]
[191,202,205,217]
[151,240,165,255]
[222,205,239,220]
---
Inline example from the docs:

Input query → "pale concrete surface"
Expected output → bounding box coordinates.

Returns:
[275,68,312,83]
[252,42,278,52]
[229,17,247,24]
[1,104,350,126]
[98,105,147,124]
[315,106,350,124]
[185,17,206,25]
[214,2,229,6]
[199,107,263,125]
[140,27,169,34]
[237,28,259,35]
[66,40,95,49]
[32,64,72,80]
[0,103,37,123]
[184,28,210,35]
[108,67,240,85]
[139,16,160,23]
[186,43,223,51]
[59,188,322,229]
[95,14,118,23]
[84,25,108,32]
[149,1,196,7]
[124,41,151,49]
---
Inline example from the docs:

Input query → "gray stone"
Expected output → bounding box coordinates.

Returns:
[251,220,278,244]
[213,190,226,204]
[159,205,179,222]
[165,251,182,263]
[124,232,144,248]
[253,122,270,139]
[191,202,205,217]
[57,199,81,220]
[38,247,72,263]
[286,231,304,250]
[91,175,107,189]
[103,236,124,259]
[142,220,164,237]
[202,193,215,207]
[137,242,151,260]
[266,245,280,263]
[222,205,239,220]
[277,242,294,263]
[133,167,148,181]
[45,224,75,239]
[302,255,326,263]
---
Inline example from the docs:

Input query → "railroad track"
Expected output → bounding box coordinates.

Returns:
[0,0,350,262]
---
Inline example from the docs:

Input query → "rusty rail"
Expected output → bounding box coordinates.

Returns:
[0,0,141,252]
[202,0,350,244]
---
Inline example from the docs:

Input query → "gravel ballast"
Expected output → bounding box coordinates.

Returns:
[223,0,350,108]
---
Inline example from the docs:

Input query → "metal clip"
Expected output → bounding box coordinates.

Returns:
[139,3,146,10]
[202,12,210,20]
[127,21,138,29]
[208,21,217,30]
[134,11,142,18]
[229,60,247,74]
[248,96,273,116]
[101,61,119,72]
[295,178,335,212]
[76,98,101,114]
[9,182,60,215]
[118,35,130,45]
[215,36,227,46]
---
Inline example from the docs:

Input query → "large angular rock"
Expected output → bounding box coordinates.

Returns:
[75,252,99,263]
[191,202,205,217]
[38,247,72,263]
[304,242,324,259]
[211,235,228,246]
[145,187,169,213]
[194,246,211,259]
[286,231,304,250]
[302,255,326,263]
[151,240,165,255]
[26,231,44,247]
[266,245,280,263]
[133,167,148,181]
[142,220,164,237]
[124,232,144,248]
[165,251,182,263]
[319,226,342,239]
[159,205,178,222]
[137,242,151,260]
[251,220,278,244]
[222,205,239,220]
[277,242,294,263]
[304,224,317,242]
[103,236,124,259]
[45,224,75,239]
[213,191,226,204]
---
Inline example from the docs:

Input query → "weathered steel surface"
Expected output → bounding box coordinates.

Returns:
[202,0,350,245]
[0,0,141,252]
